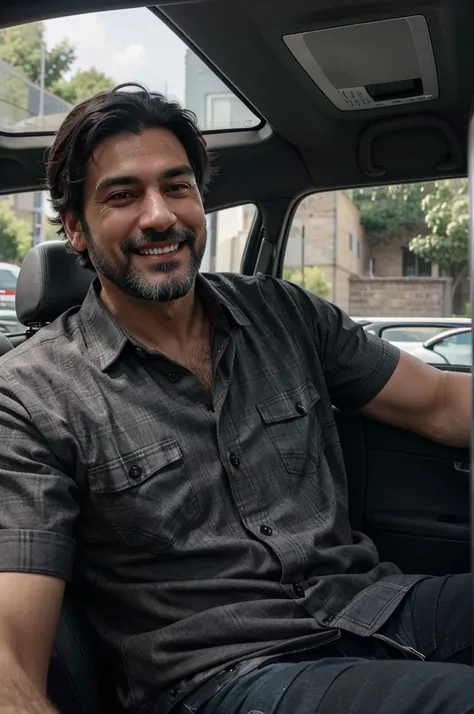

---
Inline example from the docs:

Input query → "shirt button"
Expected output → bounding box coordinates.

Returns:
[169,688,179,697]
[229,452,241,468]
[129,464,143,480]
[259,524,273,536]
[293,583,305,598]
[295,402,307,415]
[167,372,180,383]
[136,348,145,358]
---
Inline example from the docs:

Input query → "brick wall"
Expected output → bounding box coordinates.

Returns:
[349,277,452,317]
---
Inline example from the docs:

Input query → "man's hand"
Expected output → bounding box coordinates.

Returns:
[361,350,471,449]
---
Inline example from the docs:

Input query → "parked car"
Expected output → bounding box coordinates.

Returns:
[0,262,20,310]
[351,316,471,354]
[0,309,24,334]
[410,326,471,366]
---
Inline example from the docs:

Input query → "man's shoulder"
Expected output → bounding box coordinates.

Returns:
[0,306,85,379]
[203,272,327,314]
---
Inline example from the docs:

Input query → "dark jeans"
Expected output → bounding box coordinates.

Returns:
[179,574,473,714]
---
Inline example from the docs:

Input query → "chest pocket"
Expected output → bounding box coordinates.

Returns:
[256,381,323,476]
[88,438,201,551]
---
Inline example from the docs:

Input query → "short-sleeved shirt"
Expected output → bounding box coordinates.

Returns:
[0,273,424,714]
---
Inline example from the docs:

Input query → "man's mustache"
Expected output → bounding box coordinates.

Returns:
[121,227,195,253]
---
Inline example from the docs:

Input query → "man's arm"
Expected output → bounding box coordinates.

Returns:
[0,572,64,713]
[280,283,471,447]
[0,373,80,713]
[361,349,471,449]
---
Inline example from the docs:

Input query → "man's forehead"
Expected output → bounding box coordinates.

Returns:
[87,128,191,184]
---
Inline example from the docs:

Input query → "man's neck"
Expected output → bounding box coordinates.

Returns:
[99,279,206,353]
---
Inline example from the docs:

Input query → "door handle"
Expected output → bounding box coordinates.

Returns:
[454,461,470,473]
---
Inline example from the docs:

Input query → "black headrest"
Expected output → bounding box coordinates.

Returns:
[16,241,95,326]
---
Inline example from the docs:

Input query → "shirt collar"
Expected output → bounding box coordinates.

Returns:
[79,273,250,372]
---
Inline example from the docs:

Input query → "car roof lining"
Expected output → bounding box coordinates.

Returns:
[0,0,472,209]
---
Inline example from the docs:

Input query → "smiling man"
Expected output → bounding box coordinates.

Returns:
[0,84,471,714]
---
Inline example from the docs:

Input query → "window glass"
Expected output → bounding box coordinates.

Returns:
[0,267,19,291]
[381,326,457,343]
[0,8,261,133]
[204,204,257,272]
[432,332,471,366]
[283,181,469,325]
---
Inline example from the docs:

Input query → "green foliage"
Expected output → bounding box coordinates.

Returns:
[0,23,114,105]
[52,68,115,104]
[349,183,435,243]
[283,265,330,299]
[0,23,76,89]
[0,201,32,262]
[408,179,468,272]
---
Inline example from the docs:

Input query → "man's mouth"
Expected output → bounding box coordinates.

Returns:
[136,242,181,256]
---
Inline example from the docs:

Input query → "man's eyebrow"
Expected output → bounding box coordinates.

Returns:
[161,164,195,181]
[95,165,195,194]
[95,175,139,194]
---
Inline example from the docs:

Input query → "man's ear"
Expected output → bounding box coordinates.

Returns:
[62,212,87,252]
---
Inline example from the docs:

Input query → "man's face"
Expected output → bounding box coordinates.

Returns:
[67,127,207,302]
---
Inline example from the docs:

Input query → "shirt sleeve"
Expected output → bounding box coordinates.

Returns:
[0,377,79,581]
[280,280,401,412]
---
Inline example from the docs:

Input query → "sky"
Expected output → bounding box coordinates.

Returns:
[43,7,189,103]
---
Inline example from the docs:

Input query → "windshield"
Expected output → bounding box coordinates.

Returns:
[0,8,261,134]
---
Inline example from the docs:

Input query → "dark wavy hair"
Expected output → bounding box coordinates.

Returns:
[46,83,217,269]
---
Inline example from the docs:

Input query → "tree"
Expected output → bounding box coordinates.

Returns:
[52,68,115,104]
[283,265,330,299]
[0,24,114,106]
[348,183,434,243]
[0,23,76,90]
[0,201,33,262]
[409,179,468,312]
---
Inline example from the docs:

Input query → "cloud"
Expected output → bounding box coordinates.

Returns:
[42,8,191,102]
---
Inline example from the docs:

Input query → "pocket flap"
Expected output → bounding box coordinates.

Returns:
[257,381,320,425]
[89,438,183,493]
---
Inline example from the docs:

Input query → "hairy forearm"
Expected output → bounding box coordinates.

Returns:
[0,653,55,714]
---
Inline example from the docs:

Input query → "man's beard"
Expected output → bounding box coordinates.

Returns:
[83,224,206,302]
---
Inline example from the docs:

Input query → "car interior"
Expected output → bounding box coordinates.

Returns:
[0,0,472,711]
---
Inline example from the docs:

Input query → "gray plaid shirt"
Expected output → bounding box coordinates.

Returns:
[0,273,423,713]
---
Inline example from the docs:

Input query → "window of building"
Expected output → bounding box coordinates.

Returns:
[357,240,360,258]
[402,247,432,277]
[206,93,232,130]
[349,232,354,251]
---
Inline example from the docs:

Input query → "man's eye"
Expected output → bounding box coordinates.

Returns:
[166,183,191,195]
[107,191,134,201]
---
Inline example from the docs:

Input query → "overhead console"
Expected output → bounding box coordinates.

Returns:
[283,15,439,112]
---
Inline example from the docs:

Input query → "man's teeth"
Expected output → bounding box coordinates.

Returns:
[139,243,180,256]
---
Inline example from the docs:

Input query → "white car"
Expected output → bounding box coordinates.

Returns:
[410,327,471,367]
[0,262,20,310]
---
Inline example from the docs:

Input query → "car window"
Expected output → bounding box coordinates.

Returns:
[380,326,455,343]
[283,180,469,323]
[204,205,257,272]
[431,332,471,366]
[0,9,261,134]
[0,268,19,291]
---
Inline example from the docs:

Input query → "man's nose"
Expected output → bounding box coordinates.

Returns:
[138,190,176,233]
